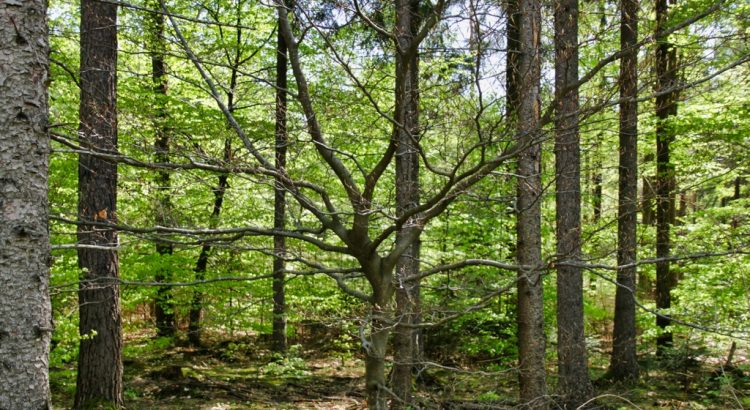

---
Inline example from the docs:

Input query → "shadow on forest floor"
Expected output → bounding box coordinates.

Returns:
[50,330,750,409]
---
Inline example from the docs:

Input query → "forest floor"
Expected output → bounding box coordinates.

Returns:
[50,329,750,409]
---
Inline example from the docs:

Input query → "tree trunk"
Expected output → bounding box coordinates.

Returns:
[272,8,289,353]
[365,270,394,410]
[515,0,547,402]
[188,14,244,344]
[608,0,639,382]
[188,171,228,346]
[75,0,123,407]
[655,0,678,354]
[0,1,53,407]
[554,0,594,405]
[146,0,176,338]
[391,1,422,408]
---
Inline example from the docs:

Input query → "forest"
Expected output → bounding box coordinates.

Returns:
[0,0,748,408]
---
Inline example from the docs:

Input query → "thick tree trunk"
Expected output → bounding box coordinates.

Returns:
[365,273,394,410]
[146,0,176,338]
[608,0,639,382]
[554,0,594,405]
[272,11,289,353]
[391,1,422,408]
[514,0,547,403]
[75,0,123,407]
[655,0,678,354]
[0,1,53,407]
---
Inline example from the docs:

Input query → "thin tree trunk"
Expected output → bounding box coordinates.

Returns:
[146,0,176,338]
[655,0,678,354]
[188,165,229,346]
[554,0,594,405]
[75,0,123,407]
[272,6,289,353]
[515,0,547,402]
[608,0,639,382]
[188,9,245,344]
[0,1,53,406]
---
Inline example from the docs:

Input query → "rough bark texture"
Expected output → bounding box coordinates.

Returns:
[609,0,639,382]
[0,1,53,407]
[655,0,678,354]
[75,0,124,407]
[514,0,547,403]
[554,0,594,405]
[272,12,289,353]
[391,1,422,408]
[146,0,176,338]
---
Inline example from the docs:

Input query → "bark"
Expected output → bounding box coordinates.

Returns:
[391,0,422,407]
[75,0,123,407]
[146,0,176,338]
[655,0,678,354]
[608,0,639,382]
[364,263,395,410]
[0,1,53,407]
[554,0,594,404]
[272,8,289,353]
[514,0,547,403]
[592,162,603,222]
[505,0,520,118]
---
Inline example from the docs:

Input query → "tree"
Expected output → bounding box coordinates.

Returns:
[554,0,594,404]
[272,0,290,354]
[654,0,679,353]
[608,0,639,382]
[74,0,123,407]
[391,0,423,406]
[145,0,176,338]
[514,0,547,402]
[0,0,52,407]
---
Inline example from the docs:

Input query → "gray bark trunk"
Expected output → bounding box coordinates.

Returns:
[609,0,640,381]
[514,0,547,403]
[554,0,594,405]
[75,0,123,407]
[391,0,421,407]
[365,274,393,410]
[272,7,289,353]
[0,1,53,407]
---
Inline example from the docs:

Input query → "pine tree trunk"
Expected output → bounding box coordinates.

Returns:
[146,0,176,338]
[655,0,678,354]
[609,0,639,382]
[272,8,289,353]
[0,1,53,407]
[554,0,594,404]
[75,0,123,407]
[515,0,547,403]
